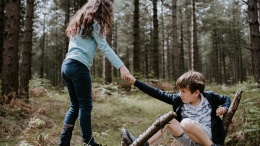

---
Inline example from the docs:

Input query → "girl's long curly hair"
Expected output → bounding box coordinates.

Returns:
[66,0,113,38]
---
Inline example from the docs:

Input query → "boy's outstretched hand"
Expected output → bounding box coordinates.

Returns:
[216,107,227,116]
[123,74,136,85]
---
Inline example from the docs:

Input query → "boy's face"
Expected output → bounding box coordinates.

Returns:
[179,88,200,104]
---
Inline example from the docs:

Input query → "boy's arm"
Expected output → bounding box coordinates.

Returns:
[123,74,178,104]
[134,80,177,105]
[220,94,231,110]
[212,93,231,116]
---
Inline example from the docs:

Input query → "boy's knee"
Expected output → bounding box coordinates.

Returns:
[180,118,196,131]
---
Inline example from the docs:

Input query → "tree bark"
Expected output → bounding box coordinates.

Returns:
[103,0,113,84]
[63,0,70,60]
[186,0,192,71]
[191,0,199,71]
[1,0,20,101]
[113,22,118,78]
[172,0,179,80]
[179,7,184,75]
[223,91,243,133]
[0,1,4,75]
[133,0,141,75]
[152,0,159,78]
[40,17,46,79]
[19,0,35,99]
[125,111,177,146]
[248,0,260,83]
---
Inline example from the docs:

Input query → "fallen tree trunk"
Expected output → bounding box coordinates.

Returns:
[129,111,177,146]
[223,90,243,133]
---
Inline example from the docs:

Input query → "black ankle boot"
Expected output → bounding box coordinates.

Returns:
[120,128,149,146]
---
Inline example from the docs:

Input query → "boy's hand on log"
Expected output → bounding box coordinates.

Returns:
[216,107,227,116]
[123,74,136,85]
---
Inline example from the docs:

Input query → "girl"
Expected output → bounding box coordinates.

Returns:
[59,0,130,145]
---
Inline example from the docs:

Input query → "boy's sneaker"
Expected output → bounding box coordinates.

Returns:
[120,128,149,146]
[120,128,136,145]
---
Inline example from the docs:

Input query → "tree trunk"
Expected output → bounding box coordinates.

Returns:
[19,0,35,99]
[40,18,46,79]
[221,36,227,84]
[103,0,113,85]
[186,0,192,71]
[160,0,165,79]
[103,56,112,84]
[0,1,4,75]
[152,0,159,78]
[113,22,118,78]
[133,0,140,75]
[166,34,171,80]
[121,111,177,146]
[258,0,260,31]
[248,0,260,83]
[214,29,222,84]
[1,0,20,102]
[191,0,199,71]
[145,39,149,78]
[63,0,70,60]
[172,0,179,80]
[223,91,243,133]
[179,7,184,74]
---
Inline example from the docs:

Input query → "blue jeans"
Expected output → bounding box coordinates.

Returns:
[59,59,96,146]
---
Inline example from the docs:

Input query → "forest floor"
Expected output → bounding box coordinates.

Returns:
[0,78,259,146]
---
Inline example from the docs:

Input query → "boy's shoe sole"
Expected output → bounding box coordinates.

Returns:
[120,128,136,145]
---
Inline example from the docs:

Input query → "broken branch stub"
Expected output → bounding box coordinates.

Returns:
[223,90,243,133]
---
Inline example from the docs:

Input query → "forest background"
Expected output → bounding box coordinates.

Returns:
[0,0,259,145]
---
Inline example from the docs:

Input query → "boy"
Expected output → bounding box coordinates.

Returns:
[121,70,231,146]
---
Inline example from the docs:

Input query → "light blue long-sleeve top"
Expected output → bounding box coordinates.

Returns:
[65,21,124,70]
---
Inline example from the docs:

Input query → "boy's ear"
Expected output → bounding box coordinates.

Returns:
[194,90,200,96]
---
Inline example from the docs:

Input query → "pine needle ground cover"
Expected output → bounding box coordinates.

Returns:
[0,79,259,146]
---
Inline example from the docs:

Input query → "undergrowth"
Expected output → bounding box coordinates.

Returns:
[0,79,259,146]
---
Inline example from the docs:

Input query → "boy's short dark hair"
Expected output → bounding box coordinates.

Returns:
[176,70,205,93]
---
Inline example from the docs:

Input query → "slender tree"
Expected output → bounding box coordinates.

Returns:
[160,0,165,79]
[103,0,113,84]
[133,0,141,75]
[40,13,46,78]
[19,0,35,99]
[152,0,159,78]
[0,1,4,75]
[248,0,260,83]
[179,5,185,74]
[191,0,199,71]
[185,0,192,71]
[113,22,118,78]
[172,0,179,80]
[63,0,70,60]
[1,0,20,101]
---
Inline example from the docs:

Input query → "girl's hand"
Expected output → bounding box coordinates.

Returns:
[216,107,227,116]
[123,74,136,85]
[120,65,130,78]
